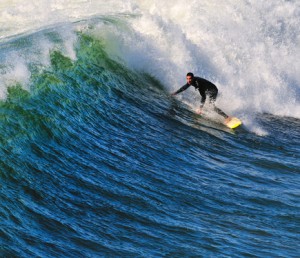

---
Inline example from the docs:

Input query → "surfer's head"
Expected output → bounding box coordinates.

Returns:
[186,72,194,85]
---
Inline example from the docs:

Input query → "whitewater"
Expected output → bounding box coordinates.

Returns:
[0,1,299,257]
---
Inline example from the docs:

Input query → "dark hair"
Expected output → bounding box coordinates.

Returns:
[186,72,194,78]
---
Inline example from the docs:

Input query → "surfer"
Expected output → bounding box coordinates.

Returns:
[172,72,230,121]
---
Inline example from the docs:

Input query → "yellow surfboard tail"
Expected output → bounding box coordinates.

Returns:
[224,117,242,129]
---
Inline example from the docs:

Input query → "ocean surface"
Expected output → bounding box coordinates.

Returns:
[0,1,299,257]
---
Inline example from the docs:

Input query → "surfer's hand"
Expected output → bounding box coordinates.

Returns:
[171,92,176,96]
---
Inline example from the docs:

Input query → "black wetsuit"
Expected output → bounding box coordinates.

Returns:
[174,76,228,118]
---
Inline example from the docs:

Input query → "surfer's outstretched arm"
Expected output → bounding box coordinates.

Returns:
[171,84,190,96]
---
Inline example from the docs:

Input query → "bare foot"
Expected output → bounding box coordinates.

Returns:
[196,108,202,114]
[224,117,232,124]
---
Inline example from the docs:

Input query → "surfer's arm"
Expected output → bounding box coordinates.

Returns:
[171,84,190,95]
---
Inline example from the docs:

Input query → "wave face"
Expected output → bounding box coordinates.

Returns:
[0,1,300,257]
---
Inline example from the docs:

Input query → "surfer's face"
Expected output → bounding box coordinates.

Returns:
[186,75,193,85]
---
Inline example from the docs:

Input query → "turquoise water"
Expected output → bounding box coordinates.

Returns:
[0,9,299,258]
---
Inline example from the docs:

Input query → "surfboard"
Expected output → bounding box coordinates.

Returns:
[224,117,242,129]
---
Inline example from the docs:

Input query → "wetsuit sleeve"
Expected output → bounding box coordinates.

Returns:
[173,84,190,95]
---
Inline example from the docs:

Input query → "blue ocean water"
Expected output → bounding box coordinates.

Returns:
[0,2,300,257]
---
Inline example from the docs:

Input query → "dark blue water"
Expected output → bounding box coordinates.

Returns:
[0,30,299,258]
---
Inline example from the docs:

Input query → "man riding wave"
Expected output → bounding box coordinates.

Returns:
[172,72,230,122]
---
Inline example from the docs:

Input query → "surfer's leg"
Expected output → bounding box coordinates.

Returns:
[209,92,229,118]
[213,106,229,118]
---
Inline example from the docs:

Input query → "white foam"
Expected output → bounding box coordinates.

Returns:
[0,52,31,99]
[0,0,138,41]
[0,24,78,99]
